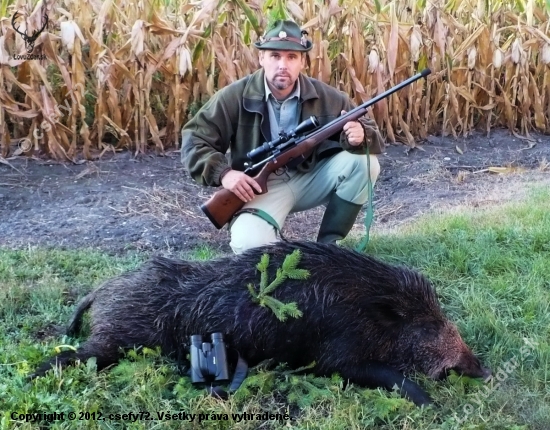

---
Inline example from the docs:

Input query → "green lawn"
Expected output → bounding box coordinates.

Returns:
[1,187,549,429]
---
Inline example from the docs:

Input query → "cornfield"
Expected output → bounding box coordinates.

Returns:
[0,0,549,161]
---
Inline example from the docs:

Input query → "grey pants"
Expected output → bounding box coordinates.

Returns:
[229,151,380,254]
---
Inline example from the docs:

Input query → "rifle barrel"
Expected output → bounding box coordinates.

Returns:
[306,68,431,141]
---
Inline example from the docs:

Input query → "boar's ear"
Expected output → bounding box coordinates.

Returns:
[364,296,407,327]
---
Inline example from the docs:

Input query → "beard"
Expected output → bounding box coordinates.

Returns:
[270,74,294,90]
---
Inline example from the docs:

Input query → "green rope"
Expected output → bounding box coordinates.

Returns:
[355,146,374,253]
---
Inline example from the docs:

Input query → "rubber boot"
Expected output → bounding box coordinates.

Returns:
[316,193,363,244]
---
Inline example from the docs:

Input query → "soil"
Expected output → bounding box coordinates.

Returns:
[1,128,549,256]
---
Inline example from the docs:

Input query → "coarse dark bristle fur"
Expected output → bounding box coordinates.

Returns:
[33,240,490,407]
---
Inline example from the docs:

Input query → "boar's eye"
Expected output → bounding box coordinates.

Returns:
[420,324,440,337]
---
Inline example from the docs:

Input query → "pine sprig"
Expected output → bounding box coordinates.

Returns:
[248,250,309,321]
[257,253,270,289]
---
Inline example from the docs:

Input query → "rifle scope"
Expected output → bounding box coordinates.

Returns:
[246,116,320,163]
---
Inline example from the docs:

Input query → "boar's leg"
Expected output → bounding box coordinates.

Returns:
[30,340,121,379]
[317,361,433,407]
[361,361,434,407]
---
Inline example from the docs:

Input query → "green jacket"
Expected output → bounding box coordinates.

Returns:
[181,69,384,187]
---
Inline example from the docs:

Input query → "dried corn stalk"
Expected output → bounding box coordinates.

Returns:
[0,0,548,160]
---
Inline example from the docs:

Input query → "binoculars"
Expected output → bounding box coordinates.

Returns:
[190,333,230,384]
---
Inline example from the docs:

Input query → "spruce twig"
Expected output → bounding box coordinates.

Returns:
[248,250,309,321]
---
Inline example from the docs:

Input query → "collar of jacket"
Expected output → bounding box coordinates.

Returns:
[243,69,319,142]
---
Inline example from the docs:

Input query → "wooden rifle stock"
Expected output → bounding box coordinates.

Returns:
[200,68,431,229]
[200,167,273,229]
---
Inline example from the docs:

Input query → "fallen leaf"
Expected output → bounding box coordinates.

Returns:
[0,156,25,174]
[487,166,514,174]
[520,142,537,150]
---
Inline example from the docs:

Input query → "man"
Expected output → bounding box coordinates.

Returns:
[182,20,384,254]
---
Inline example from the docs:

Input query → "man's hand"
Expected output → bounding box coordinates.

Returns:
[221,170,262,202]
[341,110,364,146]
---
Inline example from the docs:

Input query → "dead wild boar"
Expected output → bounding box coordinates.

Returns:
[32,241,491,406]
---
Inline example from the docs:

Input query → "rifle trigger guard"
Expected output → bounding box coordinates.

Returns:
[274,166,287,176]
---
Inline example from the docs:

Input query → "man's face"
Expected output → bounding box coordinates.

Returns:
[259,50,305,94]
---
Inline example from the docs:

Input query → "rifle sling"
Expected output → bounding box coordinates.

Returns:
[229,208,285,240]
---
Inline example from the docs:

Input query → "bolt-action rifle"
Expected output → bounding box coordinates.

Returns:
[200,68,432,229]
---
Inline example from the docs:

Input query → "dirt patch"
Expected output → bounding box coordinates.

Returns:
[1,128,549,255]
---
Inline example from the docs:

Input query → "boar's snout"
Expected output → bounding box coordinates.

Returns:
[446,351,491,381]
[413,322,491,382]
[481,366,492,380]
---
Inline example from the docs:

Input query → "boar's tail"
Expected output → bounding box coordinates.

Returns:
[66,291,96,336]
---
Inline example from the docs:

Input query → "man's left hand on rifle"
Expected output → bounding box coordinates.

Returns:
[181,20,385,254]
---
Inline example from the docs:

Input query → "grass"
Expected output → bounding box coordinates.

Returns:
[1,187,549,429]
